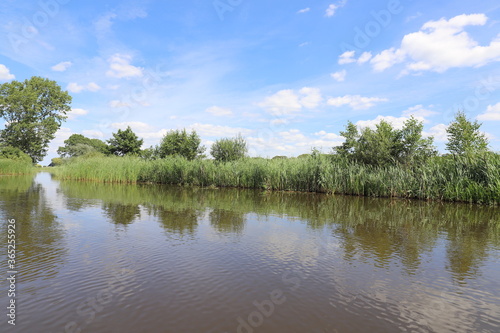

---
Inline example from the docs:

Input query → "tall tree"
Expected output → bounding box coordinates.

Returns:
[57,134,109,157]
[0,77,72,163]
[157,129,205,160]
[446,111,489,155]
[107,126,143,156]
[210,134,247,162]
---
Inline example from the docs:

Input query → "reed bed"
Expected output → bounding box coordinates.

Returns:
[52,153,500,205]
[0,159,34,175]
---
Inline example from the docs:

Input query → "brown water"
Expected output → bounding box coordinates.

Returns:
[0,172,499,333]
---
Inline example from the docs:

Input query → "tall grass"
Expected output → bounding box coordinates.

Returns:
[0,159,34,175]
[52,153,500,205]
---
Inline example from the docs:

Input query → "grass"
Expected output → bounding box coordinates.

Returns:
[0,159,34,175]
[51,153,500,205]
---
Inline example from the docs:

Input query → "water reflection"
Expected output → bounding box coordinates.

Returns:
[0,174,66,283]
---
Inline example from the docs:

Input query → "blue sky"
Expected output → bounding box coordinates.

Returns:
[1,0,500,164]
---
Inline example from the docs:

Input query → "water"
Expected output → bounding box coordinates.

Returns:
[0,172,499,333]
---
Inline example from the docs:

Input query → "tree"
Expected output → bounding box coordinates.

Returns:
[156,129,205,160]
[107,126,143,156]
[0,76,72,163]
[334,117,437,166]
[0,145,32,163]
[446,111,489,155]
[57,134,109,157]
[210,134,247,162]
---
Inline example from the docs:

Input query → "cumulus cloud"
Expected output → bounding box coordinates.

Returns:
[477,103,500,121]
[355,115,419,130]
[67,82,101,93]
[259,87,322,115]
[67,108,88,120]
[325,1,346,17]
[297,8,310,14]
[206,106,233,116]
[111,121,154,132]
[51,61,72,72]
[402,105,438,119]
[331,69,347,82]
[357,52,373,64]
[327,95,388,110]
[0,65,15,81]
[338,51,356,64]
[370,14,500,73]
[423,124,449,142]
[188,123,253,137]
[109,100,130,108]
[106,54,143,78]
[82,130,104,138]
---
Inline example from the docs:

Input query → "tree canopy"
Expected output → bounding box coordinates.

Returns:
[156,129,205,160]
[58,134,109,158]
[0,76,72,163]
[334,117,437,166]
[107,126,143,156]
[446,111,489,155]
[210,134,248,162]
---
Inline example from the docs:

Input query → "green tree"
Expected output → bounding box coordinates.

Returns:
[446,111,489,155]
[0,145,32,163]
[107,126,143,156]
[210,134,247,162]
[334,117,437,166]
[157,129,205,160]
[0,76,72,163]
[57,134,109,157]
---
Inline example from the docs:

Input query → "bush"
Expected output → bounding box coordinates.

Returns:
[210,134,247,163]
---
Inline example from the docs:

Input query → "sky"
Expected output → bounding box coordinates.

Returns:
[1,0,500,165]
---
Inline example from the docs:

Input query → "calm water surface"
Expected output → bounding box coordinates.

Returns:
[0,172,499,333]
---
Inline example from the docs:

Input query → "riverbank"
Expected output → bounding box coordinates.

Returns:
[50,153,500,205]
[0,159,35,175]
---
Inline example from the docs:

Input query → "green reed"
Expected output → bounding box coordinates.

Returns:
[0,159,34,175]
[52,152,500,204]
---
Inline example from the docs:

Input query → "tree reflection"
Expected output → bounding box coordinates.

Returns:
[209,209,246,234]
[154,207,201,236]
[102,202,141,225]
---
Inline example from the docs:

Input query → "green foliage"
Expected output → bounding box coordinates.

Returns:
[156,129,205,160]
[58,134,109,157]
[210,134,247,162]
[0,76,72,163]
[49,157,64,167]
[0,146,33,174]
[53,153,500,205]
[0,145,32,163]
[446,111,489,155]
[107,126,144,156]
[335,117,437,166]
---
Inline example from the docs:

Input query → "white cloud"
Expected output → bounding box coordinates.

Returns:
[67,82,101,93]
[299,87,322,108]
[82,130,104,138]
[67,83,85,93]
[357,52,373,64]
[298,8,310,14]
[109,100,131,108]
[106,54,143,78]
[370,14,500,73]
[206,106,233,116]
[111,121,154,132]
[325,1,346,17]
[299,42,310,47]
[0,65,15,81]
[51,61,72,72]
[67,108,88,120]
[259,88,322,115]
[188,123,253,137]
[338,51,356,64]
[327,95,388,110]
[49,127,73,154]
[314,130,342,140]
[356,115,417,130]
[331,69,347,82]
[423,124,449,142]
[402,105,438,119]
[477,103,500,121]
[87,82,101,92]
[371,48,406,72]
